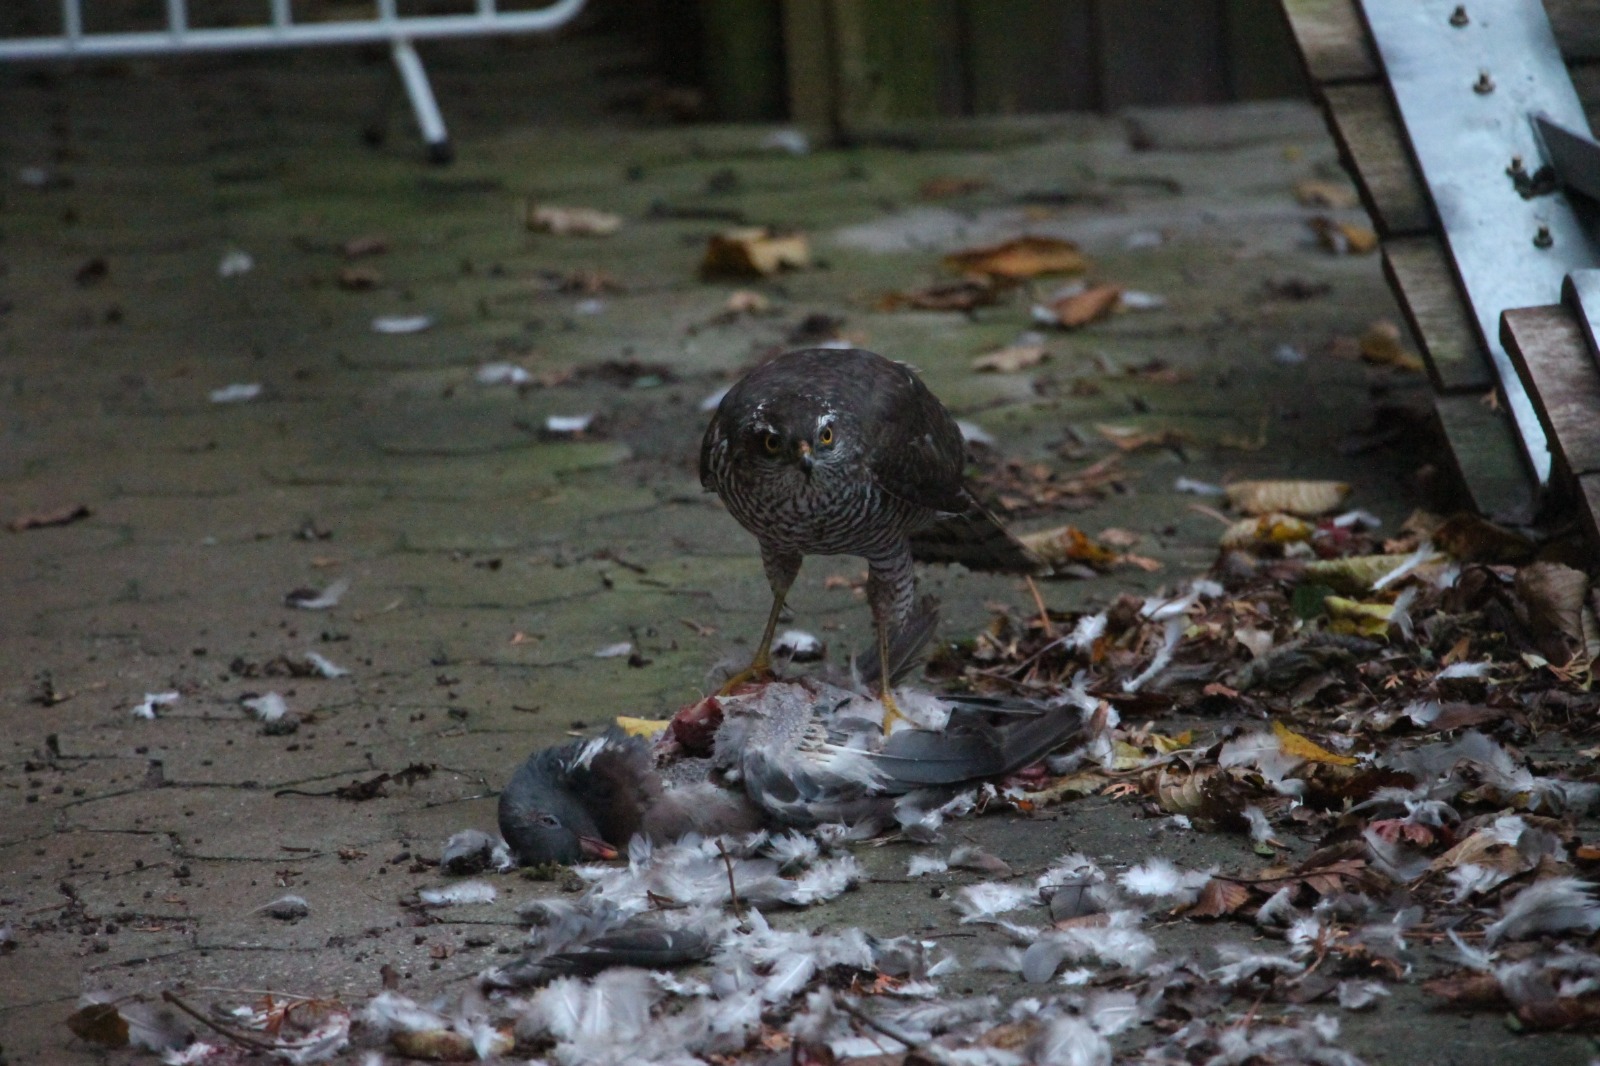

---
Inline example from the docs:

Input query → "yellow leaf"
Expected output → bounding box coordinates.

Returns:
[1303,554,1414,594]
[615,716,671,738]
[1323,594,1393,638]
[1110,740,1148,771]
[1150,730,1195,754]
[1271,719,1356,766]
[1219,513,1315,550]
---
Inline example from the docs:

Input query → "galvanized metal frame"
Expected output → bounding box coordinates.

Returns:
[1359,0,1600,487]
[0,0,589,161]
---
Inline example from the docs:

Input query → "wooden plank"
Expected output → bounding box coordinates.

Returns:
[1321,82,1431,236]
[1500,303,1600,548]
[699,0,786,121]
[1579,475,1600,548]
[963,0,1098,113]
[1433,394,1536,521]
[1096,0,1230,108]
[827,0,951,124]
[1548,0,1600,64]
[1279,0,1377,82]
[1381,236,1492,393]
[1500,305,1600,478]
[1280,0,1600,83]
[782,0,838,132]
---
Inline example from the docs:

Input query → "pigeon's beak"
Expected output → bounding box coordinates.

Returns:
[796,440,813,474]
[578,835,618,861]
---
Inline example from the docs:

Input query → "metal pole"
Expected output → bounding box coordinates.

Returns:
[166,0,189,36]
[390,37,452,164]
[62,0,82,43]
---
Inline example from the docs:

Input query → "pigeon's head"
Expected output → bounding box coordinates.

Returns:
[499,773,619,866]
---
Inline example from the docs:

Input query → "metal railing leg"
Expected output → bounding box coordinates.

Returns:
[389,37,452,164]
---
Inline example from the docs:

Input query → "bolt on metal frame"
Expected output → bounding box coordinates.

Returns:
[0,0,589,162]
[1360,0,1600,488]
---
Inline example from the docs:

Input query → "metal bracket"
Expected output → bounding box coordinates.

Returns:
[1360,0,1600,487]
[1533,114,1600,205]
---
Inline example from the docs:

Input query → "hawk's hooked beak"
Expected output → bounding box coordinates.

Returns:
[796,440,813,474]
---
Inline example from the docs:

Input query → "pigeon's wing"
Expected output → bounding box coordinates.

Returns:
[867,700,1081,789]
[719,682,892,828]
[564,731,662,846]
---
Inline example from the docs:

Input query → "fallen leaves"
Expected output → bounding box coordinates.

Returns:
[1038,283,1123,328]
[701,227,810,278]
[1293,178,1359,209]
[876,278,1003,312]
[972,343,1048,373]
[526,203,623,236]
[1358,319,1424,371]
[1308,216,1378,254]
[8,504,91,532]
[943,235,1088,281]
[1224,479,1350,517]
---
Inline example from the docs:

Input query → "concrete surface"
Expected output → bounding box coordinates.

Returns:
[2,32,1584,1065]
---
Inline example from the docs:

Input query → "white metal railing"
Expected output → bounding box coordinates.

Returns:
[0,0,590,161]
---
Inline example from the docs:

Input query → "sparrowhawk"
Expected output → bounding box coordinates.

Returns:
[699,347,1037,725]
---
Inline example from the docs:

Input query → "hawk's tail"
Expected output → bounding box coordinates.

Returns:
[910,503,1041,574]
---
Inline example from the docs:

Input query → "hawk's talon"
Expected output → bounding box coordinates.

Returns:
[718,662,776,696]
[878,686,908,734]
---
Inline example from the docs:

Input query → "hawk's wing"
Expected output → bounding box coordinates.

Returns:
[861,358,970,515]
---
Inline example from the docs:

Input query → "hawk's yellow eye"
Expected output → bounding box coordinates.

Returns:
[763,433,780,453]
[818,426,833,446]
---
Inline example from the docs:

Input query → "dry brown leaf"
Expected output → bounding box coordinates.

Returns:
[943,235,1088,280]
[1189,877,1252,918]
[1294,178,1359,209]
[1019,525,1121,572]
[1098,527,1141,549]
[1272,720,1357,766]
[1309,216,1379,254]
[1515,562,1598,664]
[336,266,382,291]
[1225,479,1349,516]
[393,1026,514,1060]
[702,227,810,277]
[65,1002,130,1048]
[973,344,1048,373]
[1095,423,1184,452]
[724,289,771,314]
[1358,320,1425,372]
[1431,512,1536,563]
[920,176,989,200]
[1430,828,1533,876]
[1045,283,1123,328]
[1421,972,1506,1007]
[876,278,1000,312]
[527,204,623,237]
[341,234,389,258]
[8,504,92,533]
